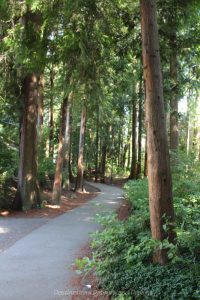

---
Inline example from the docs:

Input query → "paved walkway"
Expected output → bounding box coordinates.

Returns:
[0,183,123,300]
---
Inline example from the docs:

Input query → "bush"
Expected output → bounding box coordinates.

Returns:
[89,162,200,299]
[38,158,55,187]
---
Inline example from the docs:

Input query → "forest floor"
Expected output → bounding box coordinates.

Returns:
[0,182,123,300]
[0,182,99,220]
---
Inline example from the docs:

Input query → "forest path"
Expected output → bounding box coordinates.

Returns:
[0,182,123,300]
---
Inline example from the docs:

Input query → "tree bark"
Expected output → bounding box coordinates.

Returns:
[37,74,45,157]
[144,136,148,177]
[49,68,54,158]
[76,104,87,191]
[141,0,176,264]
[13,74,40,210]
[63,91,73,191]
[95,105,99,183]
[52,94,71,204]
[136,74,143,178]
[129,96,137,179]
[100,143,107,183]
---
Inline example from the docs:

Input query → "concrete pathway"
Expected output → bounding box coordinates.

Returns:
[0,183,123,300]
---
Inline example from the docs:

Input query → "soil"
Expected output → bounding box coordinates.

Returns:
[117,198,132,221]
[0,183,100,219]
[69,244,110,300]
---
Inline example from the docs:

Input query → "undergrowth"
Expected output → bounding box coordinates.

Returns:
[79,154,200,299]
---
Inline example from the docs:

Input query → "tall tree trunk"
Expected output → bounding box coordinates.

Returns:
[100,143,107,183]
[95,105,99,183]
[170,41,179,151]
[69,145,74,184]
[13,74,40,210]
[76,105,87,191]
[122,144,128,170]
[52,96,71,204]
[49,68,54,158]
[186,111,190,156]
[136,74,143,178]
[141,0,176,264]
[63,91,73,191]
[144,136,148,177]
[37,74,45,157]
[129,96,137,179]
[127,144,131,170]
[124,111,132,170]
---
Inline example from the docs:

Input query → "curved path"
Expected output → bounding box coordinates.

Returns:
[0,183,123,300]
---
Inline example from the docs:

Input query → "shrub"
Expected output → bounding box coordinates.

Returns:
[89,164,200,299]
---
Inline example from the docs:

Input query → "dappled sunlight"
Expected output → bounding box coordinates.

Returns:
[45,204,61,209]
[83,217,93,222]
[0,227,10,234]
[26,174,33,181]
[107,201,118,204]
[0,211,10,217]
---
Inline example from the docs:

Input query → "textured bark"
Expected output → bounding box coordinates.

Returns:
[136,75,143,178]
[49,68,54,158]
[69,145,74,183]
[52,96,71,204]
[76,105,87,191]
[37,74,45,158]
[144,136,148,177]
[127,143,131,170]
[122,144,128,170]
[170,42,179,151]
[141,0,175,264]
[63,91,73,191]
[95,105,99,183]
[13,74,40,210]
[129,97,137,179]
[100,143,107,183]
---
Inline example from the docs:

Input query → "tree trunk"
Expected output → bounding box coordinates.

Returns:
[76,105,87,191]
[13,74,40,210]
[63,91,73,191]
[95,105,99,183]
[136,74,143,178]
[170,41,179,151]
[144,136,148,177]
[100,143,107,183]
[122,144,128,170]
[37,74,45,157]
[52,96,70,204]
[129,96,137,179]
[49,68,54,158]
[141,0,176,264]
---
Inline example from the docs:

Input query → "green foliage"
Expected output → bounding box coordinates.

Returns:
[89,162,200,299]
[38,157,55,186]
[0,123,18,208]
[74,256,95,275]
